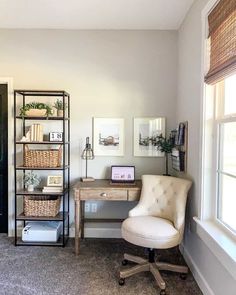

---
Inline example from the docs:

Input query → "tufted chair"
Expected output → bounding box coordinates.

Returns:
[119,175,192,295]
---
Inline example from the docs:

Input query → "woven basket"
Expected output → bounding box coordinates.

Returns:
[25,109,47,117]
[24,196,60,217]
[24,145,62,168]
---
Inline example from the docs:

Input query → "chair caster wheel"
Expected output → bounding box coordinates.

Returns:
[118,278,125,286]
[160,289,166,295]
[180,273,187,280]
[122,259,128,266]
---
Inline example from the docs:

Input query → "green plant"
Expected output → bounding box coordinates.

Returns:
[54,99,66,110]
[154,133,176,154]
[154,131,176,176]
[24,171,41,187]
[19,102,53,117]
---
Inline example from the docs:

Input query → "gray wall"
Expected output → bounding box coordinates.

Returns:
[0,29,178,233]
[177,0,236,294]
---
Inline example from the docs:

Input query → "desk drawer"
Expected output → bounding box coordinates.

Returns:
[80,189,128,201]
[128,190,140,201]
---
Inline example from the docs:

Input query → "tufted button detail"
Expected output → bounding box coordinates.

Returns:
[156,199,159,203]
[163,190,166,194]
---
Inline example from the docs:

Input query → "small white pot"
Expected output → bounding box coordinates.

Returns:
[27,184,34,192]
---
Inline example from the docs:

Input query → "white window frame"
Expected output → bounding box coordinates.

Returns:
[214,81,236,236]
[194,0,236,280]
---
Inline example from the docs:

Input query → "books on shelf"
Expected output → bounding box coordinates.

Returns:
[30,124,44,142]
[42,186,63,193]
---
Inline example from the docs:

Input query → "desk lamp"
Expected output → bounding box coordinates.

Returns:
[81,137,95,182]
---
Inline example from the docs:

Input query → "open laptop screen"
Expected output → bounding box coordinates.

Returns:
[111,166,135,183]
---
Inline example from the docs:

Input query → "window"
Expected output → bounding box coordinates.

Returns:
[215,74,236,233]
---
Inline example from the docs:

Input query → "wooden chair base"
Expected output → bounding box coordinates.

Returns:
[119,253,188,293]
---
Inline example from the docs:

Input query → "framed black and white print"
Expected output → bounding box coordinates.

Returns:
[133,117,166,157]
[93,118,124,156]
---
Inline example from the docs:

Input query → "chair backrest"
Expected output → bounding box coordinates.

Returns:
[137,175,192,234]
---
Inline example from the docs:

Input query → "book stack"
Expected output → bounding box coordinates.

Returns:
[29,124,44,142]
[42,186,63,193]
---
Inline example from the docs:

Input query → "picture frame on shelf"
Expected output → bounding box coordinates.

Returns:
[93,118,124,156]
[133,117,166,157]
[49,132,63,142]
[47,175,63,187]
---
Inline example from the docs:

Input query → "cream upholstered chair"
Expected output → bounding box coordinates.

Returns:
[119,175,192,295]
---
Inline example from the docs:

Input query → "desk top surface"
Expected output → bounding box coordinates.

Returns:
[73,179,142,191]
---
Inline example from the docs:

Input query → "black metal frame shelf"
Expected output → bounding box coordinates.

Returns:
[16,235,69,247]
[16,189,69,196]
[16,165,70,170]
[17,212,69,221]
[14,89,70,247]
[16,141,69,144]
[15,116,70,120]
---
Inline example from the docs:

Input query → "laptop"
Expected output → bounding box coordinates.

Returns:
[110,165,135,185]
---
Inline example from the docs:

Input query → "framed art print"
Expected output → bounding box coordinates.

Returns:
[133,117,166,157]
[93,118,124,156]
[47,175,63,187]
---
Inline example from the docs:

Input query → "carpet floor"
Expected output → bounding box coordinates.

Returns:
[0,234,202,295]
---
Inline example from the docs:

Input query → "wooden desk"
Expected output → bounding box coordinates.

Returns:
[73,179,142,255]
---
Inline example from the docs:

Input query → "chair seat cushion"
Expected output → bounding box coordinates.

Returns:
[122,216,180,249]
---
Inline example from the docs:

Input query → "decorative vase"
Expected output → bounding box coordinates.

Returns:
[57,110,63,117]
[27,184,34,192]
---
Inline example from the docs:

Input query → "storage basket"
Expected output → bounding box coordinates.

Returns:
[24,145,62,168]
[23,196,60,217]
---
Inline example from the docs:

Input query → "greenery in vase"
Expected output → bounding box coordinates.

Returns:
[54,99,67,110]
[154,133,176,154]
[154,131,176,175]
[19,102,53,117]
[24,171,41,187]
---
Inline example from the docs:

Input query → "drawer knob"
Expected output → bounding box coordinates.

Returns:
[100,192,107,197]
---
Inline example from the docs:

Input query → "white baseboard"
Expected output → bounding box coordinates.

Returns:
[179,244,215,295]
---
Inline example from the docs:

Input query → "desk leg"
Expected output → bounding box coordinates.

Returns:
[75,200,80,255]
[81,201,85,239]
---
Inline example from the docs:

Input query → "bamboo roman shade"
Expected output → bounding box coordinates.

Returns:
[205,0,236,84]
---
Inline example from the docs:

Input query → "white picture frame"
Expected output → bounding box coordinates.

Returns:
[47,175,63,187]
[133,117,166,157]
[93,118,124,156]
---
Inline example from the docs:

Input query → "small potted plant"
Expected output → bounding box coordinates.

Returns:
[54,99,66,117]
[24,171,41,192]
[20,102,53,118]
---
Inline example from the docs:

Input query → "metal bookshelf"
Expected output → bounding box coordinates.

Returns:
[14,90,70,247]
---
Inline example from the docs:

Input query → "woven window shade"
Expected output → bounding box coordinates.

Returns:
[205,0,236,84]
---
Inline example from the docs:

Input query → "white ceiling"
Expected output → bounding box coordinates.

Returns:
[0,0,195,30]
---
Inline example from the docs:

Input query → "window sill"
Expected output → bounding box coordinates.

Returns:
[193,217,236,280]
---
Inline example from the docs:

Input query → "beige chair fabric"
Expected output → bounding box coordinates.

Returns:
[120,175,192,294]
[122,175,192,248]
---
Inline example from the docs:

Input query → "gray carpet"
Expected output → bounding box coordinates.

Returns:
[0,234,202,295]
